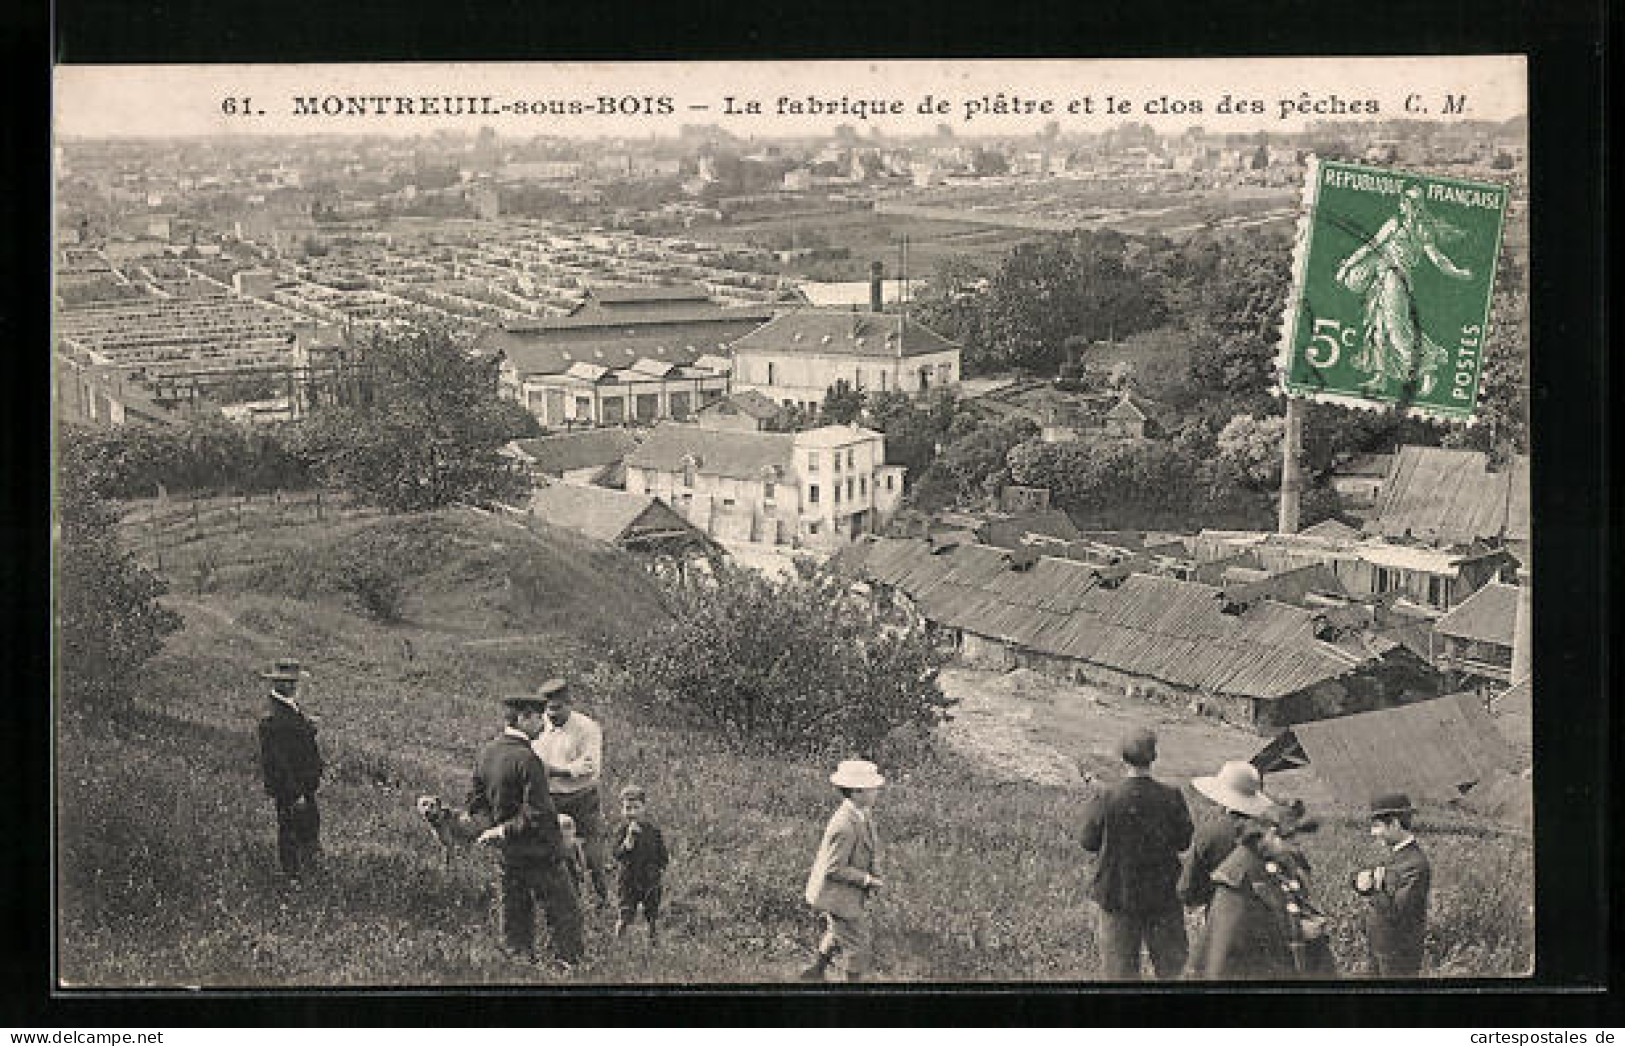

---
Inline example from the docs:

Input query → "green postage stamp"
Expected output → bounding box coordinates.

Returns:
[1278,158,1509,421]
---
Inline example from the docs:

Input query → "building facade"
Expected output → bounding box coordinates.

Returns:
[624,421,905,549]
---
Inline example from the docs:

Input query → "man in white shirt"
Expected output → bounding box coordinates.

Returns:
[531,678,609,906]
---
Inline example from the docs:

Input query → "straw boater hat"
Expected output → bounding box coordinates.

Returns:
[1192,761,1275,818]
[829,759,886,790]
[534,678,569,702]
[260,658,308,683]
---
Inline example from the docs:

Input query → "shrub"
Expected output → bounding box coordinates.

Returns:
[55,439,182,713]
[615,564,953,755]
[336,557,406,623]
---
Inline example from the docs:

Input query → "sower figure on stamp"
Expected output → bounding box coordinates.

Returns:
[530,678,611,909]
[1352,792,1432,977]
[611,784,669,944]
[1080,727,1193,980]
[256,658,323,883]
[801,760,886,983]
[468,692,585,967]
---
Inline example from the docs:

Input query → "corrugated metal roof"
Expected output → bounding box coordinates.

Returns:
[1433,580,1519,646]
[1366,445,1531,547]
[1254,692,1518,806]
[730,309,959,359]
[850,537,1382,701]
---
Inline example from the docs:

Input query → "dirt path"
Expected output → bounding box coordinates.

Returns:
[937,666,1286,793]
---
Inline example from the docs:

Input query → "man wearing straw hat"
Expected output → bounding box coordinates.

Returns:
[1352,792,1432,976]
[801,759,886,982]
[256,657,324,882]
[1080,727,1193,980]
[469,691,585,967]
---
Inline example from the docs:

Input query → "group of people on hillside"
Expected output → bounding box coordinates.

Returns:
[1079,726,1431,980]
[256,661,667,969]
[256,659,1430,981]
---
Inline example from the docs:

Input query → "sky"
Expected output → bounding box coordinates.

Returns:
[55,57,1526,140]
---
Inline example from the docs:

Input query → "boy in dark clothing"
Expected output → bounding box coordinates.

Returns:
[1352,792,1432,977]
[256,658,323,881]
[611,784,669,944]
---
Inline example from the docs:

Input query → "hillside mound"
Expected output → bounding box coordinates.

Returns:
[153,503,669,646]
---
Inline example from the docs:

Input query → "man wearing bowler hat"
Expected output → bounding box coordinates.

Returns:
[1080,727,1193,980]
[256,657,324,881]
[469,692,585,966]
[530,677,611,908]
[1352,792,1431,976]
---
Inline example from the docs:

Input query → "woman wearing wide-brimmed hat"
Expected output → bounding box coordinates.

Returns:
[800,759,886,982]
[1180,760,1275,972]
[1195,801,1334,980]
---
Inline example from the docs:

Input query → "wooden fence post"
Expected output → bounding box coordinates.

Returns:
[316,490,323,521]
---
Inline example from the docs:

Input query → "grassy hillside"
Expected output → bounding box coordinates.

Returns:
[56,505,1533,985]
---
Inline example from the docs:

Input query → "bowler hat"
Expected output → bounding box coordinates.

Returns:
[829,759,886,790]
[502,693,549,712]
[261,657,308,682]
[1193,761,1275,818]
[1119,727,1158,767]
[1369,792,1415,819]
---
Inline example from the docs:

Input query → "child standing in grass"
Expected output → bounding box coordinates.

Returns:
[611,784,669,944]
[801,759,885,983]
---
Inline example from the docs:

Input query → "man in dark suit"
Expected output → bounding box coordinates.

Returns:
[1080,727,1193,980]
[1352,792,1432,976]
[256,658,323,881]
[469,693,585,967]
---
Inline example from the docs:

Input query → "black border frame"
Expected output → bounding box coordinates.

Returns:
[9,0,1613,1027]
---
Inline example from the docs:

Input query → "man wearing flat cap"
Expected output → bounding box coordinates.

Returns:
[256,658,323,881]
[530,678,611,908]
[468,692,585,966]
[1352,792,1431,976]
[1080,726,1193,980]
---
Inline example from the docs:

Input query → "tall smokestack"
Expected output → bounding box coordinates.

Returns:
[1510,562,1532,685]
[870,260,884,313]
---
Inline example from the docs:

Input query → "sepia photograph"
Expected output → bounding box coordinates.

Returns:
[50,57,1541,990]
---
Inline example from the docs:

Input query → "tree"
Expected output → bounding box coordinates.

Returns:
[819,380,864,426]
[290,323,530,512]
[56,428,182,713]
[616,565,952,753]
[1215,414,1287,489]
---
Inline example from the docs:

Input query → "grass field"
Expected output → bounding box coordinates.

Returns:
[55,505,1533,985]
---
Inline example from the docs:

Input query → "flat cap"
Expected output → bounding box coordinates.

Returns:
[502,693,549,712]
[535,677,570,701]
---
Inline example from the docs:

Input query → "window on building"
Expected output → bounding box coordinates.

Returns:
[763,480,775,502]
[809,484,820,504]
[767,361,776,386]
[808,521,821,535]
[807,453,819,473]
[682,459,695,487]
[574,396,593,418]
[846,449,855,469]
[846,477,854,500]
[1428,575,1446,608]
[834,485,842,505]
[937,362,953,384]
[859,476,867,496]
[854,369,865,390]
[833,452,842,473]
[722,497,735,507]
[886,474,895,491]
[879,370,888,391]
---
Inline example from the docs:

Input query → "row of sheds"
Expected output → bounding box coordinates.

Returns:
[834,535,1440,731]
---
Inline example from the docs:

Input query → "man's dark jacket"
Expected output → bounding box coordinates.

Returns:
[1365,839,1431,973]
[258,698,323,801]
[468,732,566,859]
[1081,774,1194,913]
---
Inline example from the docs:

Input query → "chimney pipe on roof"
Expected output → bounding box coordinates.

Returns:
[870,260,884,313]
